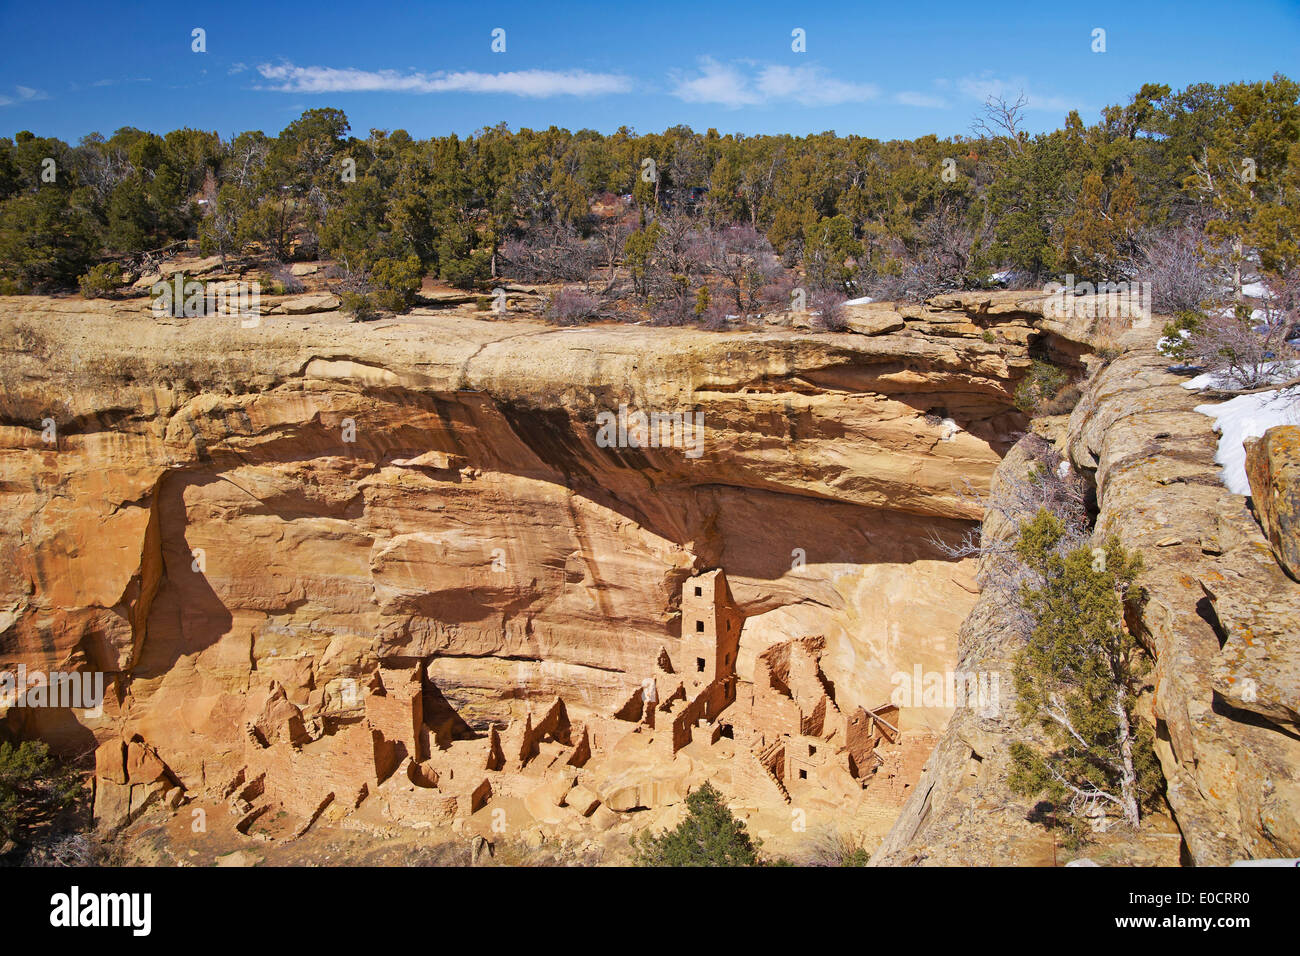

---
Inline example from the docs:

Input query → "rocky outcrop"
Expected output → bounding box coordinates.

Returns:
[1246,425,1300,580]
[874,331,1300,865]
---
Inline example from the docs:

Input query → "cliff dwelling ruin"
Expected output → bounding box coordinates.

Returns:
[91,568,938,848]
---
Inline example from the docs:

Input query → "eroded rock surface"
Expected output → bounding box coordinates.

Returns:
[874,335,1300,865]
[1,291,1041,848]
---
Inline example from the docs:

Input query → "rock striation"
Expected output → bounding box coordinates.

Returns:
[0,290,1042,845]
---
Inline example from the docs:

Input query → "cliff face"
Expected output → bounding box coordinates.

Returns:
[0,292,1034,806]
[873,335,1300,866]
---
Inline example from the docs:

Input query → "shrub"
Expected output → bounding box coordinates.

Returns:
[1157,311,1203,362]
[1178,315,1296,389]
[1014,360,1070,414]
[440,248,492,291]
[800,826,871,866]
[544,286,602,325]
[78,262,123,299]
[632,782,762,866]
[370,254,423,313]
[0,740,82,847]
[810,285,848,331]
[339,291,379,322]
[261,262,304,296]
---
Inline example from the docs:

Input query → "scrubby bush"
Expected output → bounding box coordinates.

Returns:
[0,740,82,848]
[1172,314,1296,389]
[799,826,871,866]
[1157,311,1203,362]
[1014,360,1071,414]
[370,254,423,313]
[77,262,123,298]
[544,286,602,325]
[810,285,848,331]
[260,262,305,296]
[339,291,379,322]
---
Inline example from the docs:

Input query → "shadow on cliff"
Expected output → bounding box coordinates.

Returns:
[130,472,234,680]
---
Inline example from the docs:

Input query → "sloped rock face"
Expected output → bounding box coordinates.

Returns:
[1246,425,1300,580]
[0,295,1036,807]
[874,339,1300,865]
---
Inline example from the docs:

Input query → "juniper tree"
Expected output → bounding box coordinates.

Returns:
[1008,509,1160,835]
[631,782,761,866]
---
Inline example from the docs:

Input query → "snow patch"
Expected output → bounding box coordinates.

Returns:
[1193,389,1299,494]
[1181,360,1300,392]
[842,296,875,306]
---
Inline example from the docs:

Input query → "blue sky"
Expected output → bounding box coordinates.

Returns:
[1,0,1297,143]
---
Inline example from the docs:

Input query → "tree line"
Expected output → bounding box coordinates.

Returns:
[1,74,1297,330]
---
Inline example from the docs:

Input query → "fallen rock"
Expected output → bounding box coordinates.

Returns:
[274,292,340,315]
[564,784,601,817]
[842,304,906,336]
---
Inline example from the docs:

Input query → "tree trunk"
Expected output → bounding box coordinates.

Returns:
[1112,683,1141,828]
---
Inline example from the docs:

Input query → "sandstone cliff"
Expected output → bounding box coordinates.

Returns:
[0,290,1037,827]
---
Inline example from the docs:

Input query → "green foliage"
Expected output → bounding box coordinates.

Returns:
[1014,360,1070,414]
[3,75,1300,304]
[0,739,81,846]
[803,214,861,290]
[370,254,423,312]
[1008,510,1160,838]
[339,291,379,322]
[624,222,662,300]
[841,847,871,866]
[694,284,711,317]
[632,782,762,866]
[78,261,123,298]
[1157,310,1204,360]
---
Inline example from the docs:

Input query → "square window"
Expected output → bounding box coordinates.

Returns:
[694,586,702,597]
[696,620,704,632]
[697,658,706,672]
[798,769,807,780]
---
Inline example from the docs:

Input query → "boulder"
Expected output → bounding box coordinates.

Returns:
[275,292,340,315]
[1245,425,1300,580]
[842,305,906,336]
[564,784,601,817]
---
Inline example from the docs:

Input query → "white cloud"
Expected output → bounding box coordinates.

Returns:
[0,85,48,106]
[957,73,1080,114]
[758,65,878,106]
[894,91,949,109]
[670,58,760,108]
[255,62,632,97]
[670,58,878,108]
